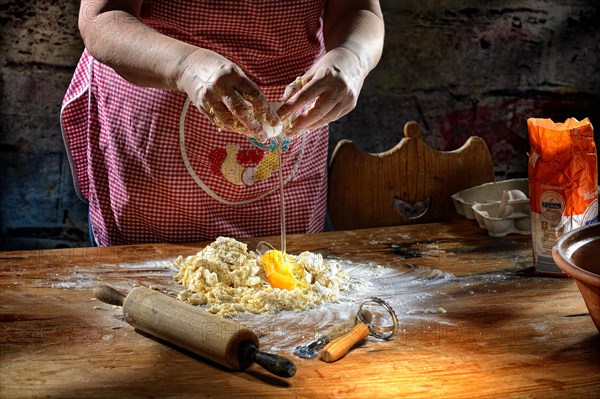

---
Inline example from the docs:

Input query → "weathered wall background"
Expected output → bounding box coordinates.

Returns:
[1,0,599,250]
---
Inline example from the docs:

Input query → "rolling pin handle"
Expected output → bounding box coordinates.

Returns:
[240,344,296,378]
[93,285,126,306]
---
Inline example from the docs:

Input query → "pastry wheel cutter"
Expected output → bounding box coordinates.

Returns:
[294,297,398,360]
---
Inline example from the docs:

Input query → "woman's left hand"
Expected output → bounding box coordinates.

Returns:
[276,46,367,136]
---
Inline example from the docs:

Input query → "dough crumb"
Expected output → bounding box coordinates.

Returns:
[173,237,351,316]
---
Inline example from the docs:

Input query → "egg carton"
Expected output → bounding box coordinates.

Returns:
[472,200,531,237]
[452,178,529,219]
[452,178,531,237]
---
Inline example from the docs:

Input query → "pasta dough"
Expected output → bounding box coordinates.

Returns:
[173,237,350,316]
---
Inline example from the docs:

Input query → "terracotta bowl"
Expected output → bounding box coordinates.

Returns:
[552,223,600,333]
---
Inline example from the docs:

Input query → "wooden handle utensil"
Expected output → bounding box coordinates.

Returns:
[320,297,397,363]
[93,285,296,378]
[293,311,362,359]
[319,322,370,363]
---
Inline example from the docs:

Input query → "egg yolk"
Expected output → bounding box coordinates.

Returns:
[260,250,297,290]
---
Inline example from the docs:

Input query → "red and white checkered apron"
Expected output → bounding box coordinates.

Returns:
[61,0,328,246]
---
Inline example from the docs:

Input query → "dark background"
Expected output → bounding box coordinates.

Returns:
[1,0,599,250]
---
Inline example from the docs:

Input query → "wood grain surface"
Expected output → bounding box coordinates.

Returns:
[1,220,599,398]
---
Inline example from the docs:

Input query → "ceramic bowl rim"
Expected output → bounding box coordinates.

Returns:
[552,223,600,287]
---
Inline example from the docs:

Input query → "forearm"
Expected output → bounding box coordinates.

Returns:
[275,1,384,133]
[78,1,287,140]
[322,0,385,75]
[78,1,198,89]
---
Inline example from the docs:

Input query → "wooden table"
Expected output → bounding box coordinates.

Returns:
[1,220,599,398]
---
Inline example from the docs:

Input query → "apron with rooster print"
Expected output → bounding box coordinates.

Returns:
[61,0,328,246]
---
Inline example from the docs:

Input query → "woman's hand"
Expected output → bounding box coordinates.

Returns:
[277,47,366,136]
[276,0,384,137]
[177,50,280,142]
[79,0,281,142]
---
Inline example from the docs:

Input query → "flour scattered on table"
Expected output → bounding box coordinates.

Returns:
[173,237,351,316]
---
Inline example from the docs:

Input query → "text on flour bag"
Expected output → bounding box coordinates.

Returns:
[527,117,598,275]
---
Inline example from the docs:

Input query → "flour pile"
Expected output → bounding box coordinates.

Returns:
[173,237,350,316]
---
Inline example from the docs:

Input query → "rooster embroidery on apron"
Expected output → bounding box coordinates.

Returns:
[208,137,291,186]
[179,98,305,206]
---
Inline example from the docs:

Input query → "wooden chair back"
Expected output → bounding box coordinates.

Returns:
[328,121,495,230]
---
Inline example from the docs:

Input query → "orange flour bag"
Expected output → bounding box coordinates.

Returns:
[528,117,598,275]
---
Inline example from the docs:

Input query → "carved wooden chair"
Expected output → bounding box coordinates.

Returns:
[328,121,495,230]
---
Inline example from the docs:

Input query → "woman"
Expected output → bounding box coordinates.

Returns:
[62,0,384,246]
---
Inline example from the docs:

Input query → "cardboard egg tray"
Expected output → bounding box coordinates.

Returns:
[452,178,531,237]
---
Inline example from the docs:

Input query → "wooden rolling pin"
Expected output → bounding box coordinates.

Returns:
[93,285,296,378]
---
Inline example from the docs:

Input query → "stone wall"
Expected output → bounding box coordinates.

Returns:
[337,0,600,175]
[1,1,86,249]
[1,0,599,250]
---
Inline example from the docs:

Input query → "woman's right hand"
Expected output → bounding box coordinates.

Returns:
[177,49,280,142]
[79,1,281,141]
